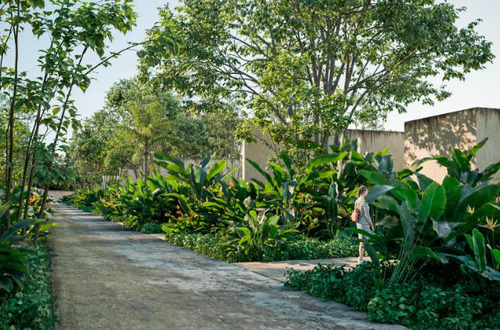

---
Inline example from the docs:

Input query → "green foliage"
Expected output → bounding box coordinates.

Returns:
[285,262,380,311]
[70,187,106,208]
[139,222,163,234]
[222,210,299,261]
[166,232,358,263]
[141,0,493,150]
[414,138,500,186]
[368,282,500,329]
[356,146,500,283]
[0,218,31,293]
[70,78,241,186]
[0,243,56,329]
[286,263,500,329]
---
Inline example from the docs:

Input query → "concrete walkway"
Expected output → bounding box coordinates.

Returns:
[50,203,402,330]
[236,258,360,283]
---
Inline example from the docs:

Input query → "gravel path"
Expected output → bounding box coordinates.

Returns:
[50,203,403,330]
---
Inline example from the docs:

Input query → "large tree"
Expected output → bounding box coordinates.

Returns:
[139,0,493,151]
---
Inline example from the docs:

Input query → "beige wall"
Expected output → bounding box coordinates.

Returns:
[241,127,405,181]
[404,108,478,182]
[241,107,500,183]
[241,127,279,181]
[476,108,500,178]
[344,130,405,171]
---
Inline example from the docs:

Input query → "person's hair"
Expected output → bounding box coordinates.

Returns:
[357,185,368,197]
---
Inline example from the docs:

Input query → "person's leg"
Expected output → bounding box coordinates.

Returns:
[358,241,364,263]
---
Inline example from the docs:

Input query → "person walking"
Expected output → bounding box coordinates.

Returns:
[354,185,374,264]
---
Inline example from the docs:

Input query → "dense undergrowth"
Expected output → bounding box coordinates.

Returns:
[0,241,56,329]
[286,263,500,329]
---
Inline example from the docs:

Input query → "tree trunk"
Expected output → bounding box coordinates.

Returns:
[5,3,20,228]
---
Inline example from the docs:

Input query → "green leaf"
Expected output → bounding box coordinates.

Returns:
[456,182,500,216]
[359,170,390,186]
[410,246,448,263]
[390,188,418,211]
[491,249,500,264]
[472,229,487,271]
[365,185,394,203]
[247,158,273,183]
[306,152,348,173]
[431,220,458,240]
[418,182,446,222]
[207,160,226,181]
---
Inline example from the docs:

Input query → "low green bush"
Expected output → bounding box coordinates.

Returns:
[285,263,500,329]
[369,281,500,329]
[140,222,163,234]
[0,243,56,329]
[165,232,358,263]
[285,262,379,311]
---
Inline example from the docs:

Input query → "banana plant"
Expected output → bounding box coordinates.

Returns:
[225,209,298,260]
[154,154,235,202]
[413,138,500,186]
[356,170,500,283]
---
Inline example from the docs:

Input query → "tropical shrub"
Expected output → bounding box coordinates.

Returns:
[70,186,106,208]
[0,243,56,329]
[285,262,380,311]
[222,210,299,261]
[286,263,500,329]
[368,281,500,329]
[356,140,500,283]
[139,222,163,234]
[414,137,500,187]
[0,213,32,293]
[166,232,357,263]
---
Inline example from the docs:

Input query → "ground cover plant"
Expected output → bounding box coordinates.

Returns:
[0,241,56,329]
[285,263,500,329]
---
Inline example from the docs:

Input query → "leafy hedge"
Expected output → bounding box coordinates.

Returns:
[165,231,358,263]
[285,263,500,329]
[0,243,56,329]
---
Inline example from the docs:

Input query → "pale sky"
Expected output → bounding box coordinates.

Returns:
[55,1,500,132]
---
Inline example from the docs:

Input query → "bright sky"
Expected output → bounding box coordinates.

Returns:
[66,0,500,132]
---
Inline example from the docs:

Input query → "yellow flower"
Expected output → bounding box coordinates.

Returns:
[480,217,499,231]
[466,206,475,214]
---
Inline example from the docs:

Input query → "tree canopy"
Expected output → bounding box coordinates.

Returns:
[139,0,493,150]
[70,78,241,185]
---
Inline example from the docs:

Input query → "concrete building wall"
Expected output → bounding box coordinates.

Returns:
[404,108,478,182]
[240,107,500,183]
[241,127,405,180]
[241,127,279,181]
[344,130,405,171]
[476,108,500,178]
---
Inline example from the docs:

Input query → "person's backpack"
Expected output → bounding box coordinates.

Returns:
[351,206,360,222]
